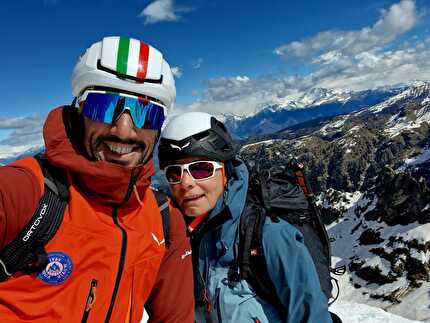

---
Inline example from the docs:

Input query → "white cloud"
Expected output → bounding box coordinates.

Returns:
[275,0,417,58]
[171,66,183,78]
[0,115,43,129]
[313,45,430,91]
[173,75,302,117]
[139,0,194,25]
[0,115,44,147]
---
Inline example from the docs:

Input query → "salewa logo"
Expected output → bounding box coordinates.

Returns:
[181,249,192,260]
[151,233,165,246]
[170,142,190,151]
[23,203,48,242]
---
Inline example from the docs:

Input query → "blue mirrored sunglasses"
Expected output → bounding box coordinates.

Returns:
[78,91,166,130]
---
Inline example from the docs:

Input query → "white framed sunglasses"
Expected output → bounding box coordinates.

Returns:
[164,160,223,184]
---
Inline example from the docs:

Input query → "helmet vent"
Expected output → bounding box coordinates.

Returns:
[193,130,210,142]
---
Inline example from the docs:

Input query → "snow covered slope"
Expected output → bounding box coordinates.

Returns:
[330,301,423,323]
[326,190,430,322]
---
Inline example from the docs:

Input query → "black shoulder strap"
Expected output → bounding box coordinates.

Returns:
[0,154,68,281]
[288,157,332,268]
[238,197,287,317]
[151,188,170,248]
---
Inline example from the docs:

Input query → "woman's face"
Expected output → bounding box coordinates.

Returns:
[168,157,226,217]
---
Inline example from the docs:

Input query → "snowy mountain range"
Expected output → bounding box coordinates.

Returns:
[240,81,430,322]
[223,83,420,139]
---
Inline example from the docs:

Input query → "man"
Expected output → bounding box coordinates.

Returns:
[0,36,194,323]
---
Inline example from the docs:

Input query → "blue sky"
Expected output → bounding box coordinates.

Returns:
[1,0,429,150]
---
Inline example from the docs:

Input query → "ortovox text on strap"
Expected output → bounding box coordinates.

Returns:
[0,154,68,281]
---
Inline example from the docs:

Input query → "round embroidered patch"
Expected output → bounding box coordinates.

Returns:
[37,252,73,285]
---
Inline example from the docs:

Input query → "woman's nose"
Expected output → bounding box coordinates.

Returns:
[181,170,195,186]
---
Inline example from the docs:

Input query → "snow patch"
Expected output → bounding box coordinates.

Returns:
[385,108,430,137]
[330,301,423,323]
[399,148,430,170]
[318,117,346,136]
[397,222,430,243]
[240,139,277,150]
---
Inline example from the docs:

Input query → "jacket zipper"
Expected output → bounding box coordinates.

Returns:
[81,279,98,323]
[104,206,128,323]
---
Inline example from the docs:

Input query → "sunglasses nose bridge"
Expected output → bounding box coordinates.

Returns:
[182,168,193,179]
[180,167,197,185]
[110,111,138,138]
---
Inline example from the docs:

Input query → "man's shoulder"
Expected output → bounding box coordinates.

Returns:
[0,156,44,248]
[3,156,44,189]
[166,200,187,240]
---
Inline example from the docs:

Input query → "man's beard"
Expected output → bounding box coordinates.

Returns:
[92,135,150,166]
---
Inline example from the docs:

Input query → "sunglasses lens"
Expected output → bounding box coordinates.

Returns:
[80,92,165,130]
[146,103,165,129]
[127,99,165,129]
[189,162,215,180]
[165,165,183,183]
[81,92,120,123]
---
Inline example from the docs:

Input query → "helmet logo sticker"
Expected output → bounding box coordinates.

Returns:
[170,142,190,151]
[37,252,74,285]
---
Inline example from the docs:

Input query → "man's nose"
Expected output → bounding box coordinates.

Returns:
[111,111,137,139]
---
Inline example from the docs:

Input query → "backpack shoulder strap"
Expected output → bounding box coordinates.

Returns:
[0,154,68,281]
[151,188,170,248]
[238,195,287,316]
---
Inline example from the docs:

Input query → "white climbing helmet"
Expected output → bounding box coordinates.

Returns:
[71,36,176,110]
[158,112,237,168]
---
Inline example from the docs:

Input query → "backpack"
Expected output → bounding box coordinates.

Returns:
[235,153,344,321]
[0,154,170,282]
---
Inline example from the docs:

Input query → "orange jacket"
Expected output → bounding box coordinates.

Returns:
[0,107,194,323]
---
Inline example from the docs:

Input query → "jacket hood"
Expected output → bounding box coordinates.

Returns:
[209,157,249,222]
[43,107,155,207]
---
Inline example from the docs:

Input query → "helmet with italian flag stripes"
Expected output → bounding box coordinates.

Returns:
[71,36,176,110]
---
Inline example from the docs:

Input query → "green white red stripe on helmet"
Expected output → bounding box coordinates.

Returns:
[100,36,163,81]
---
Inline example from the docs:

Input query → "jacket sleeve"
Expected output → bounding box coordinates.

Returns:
[0,163,41,249]
[262,219,332,323]
[145,204,195,323]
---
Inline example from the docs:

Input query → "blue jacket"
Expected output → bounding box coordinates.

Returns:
[190,158,332,323]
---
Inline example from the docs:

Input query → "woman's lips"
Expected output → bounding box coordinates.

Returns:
[183,194,205,204]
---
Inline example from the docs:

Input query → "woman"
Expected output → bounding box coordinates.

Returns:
[158,112,332,323]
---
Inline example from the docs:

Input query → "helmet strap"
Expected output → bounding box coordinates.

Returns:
[220,165,228,188]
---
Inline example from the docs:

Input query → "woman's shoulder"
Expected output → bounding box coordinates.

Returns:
[261,215,305,248]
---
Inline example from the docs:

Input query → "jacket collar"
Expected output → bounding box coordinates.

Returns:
[208,157,249,222]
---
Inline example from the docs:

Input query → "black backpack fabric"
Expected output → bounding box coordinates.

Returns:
[237,155,343,321]
[0,155,170,281]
